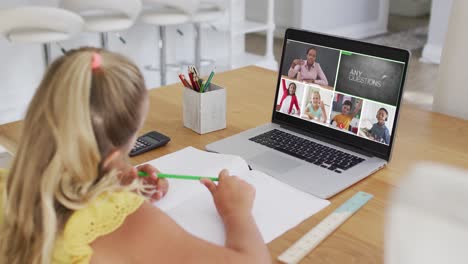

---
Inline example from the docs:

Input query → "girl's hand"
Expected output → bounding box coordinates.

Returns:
[200,169,255,221]
[320,100,325,109]
[136,164,169,202]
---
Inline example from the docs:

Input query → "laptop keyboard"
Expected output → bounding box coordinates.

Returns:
[249,129,365,173]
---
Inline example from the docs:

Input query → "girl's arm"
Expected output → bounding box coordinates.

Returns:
[90,172,271,264]
[281,78,287,93]
[291,96,300,114]
[305,103,313,119]
[277,79,288,109]
[278,95,286,110]
[320,101,327,122]
[288,98,294,115]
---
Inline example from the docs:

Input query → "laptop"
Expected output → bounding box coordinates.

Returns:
[206,28,410,199]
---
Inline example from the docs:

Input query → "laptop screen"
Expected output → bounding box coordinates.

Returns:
[273,29,409,160]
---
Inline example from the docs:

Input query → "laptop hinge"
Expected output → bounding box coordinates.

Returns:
[279,123,374,157]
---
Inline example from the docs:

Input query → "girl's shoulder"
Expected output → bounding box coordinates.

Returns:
[54,191,145,263]
[65,191,145,239]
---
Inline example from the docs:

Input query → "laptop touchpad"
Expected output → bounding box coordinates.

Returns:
[249,152,301,174]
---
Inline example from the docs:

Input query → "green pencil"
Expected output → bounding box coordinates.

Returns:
[201,69,215,93]
[137,171,219,181]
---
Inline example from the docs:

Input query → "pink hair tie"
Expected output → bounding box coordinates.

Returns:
[91,52,102,70]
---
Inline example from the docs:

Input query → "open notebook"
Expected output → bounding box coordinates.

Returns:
[146,147,330,245]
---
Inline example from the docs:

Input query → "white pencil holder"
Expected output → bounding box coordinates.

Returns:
[183,83,226,134]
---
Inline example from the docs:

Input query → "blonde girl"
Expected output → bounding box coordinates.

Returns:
[305,90,327,122]
[0,48,270,264]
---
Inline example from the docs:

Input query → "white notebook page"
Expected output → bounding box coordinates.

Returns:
[145,147,330,245]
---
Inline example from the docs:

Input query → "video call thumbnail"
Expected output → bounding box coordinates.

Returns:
[335,53,404,106]
[276,79,305,117]
[358,101,396,145]
[300,86,334,124]
[330,93,363,135]
[281,40,340,89]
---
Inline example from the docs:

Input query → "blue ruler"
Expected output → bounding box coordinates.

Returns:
[278,191,373,264]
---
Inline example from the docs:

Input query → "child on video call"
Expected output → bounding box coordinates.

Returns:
[277,79,301,115]
[331,99,362,130]
[305,90,327,122]
[0,48,270,264]
[364,108,391,144]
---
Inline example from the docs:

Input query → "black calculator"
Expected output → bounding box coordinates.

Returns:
[129,131,171,157]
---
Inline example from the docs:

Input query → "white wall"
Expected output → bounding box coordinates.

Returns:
[246,0,388,39]
[302,0,389,39]
[421,0,453,64]
[301,0,379,30]
[246,0,299,37]
[432,0,468,120]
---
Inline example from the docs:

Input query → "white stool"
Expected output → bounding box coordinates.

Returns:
[60,0,142,49]
[191,1,225,70]
[140,1,192,86]
[0,6,83,67]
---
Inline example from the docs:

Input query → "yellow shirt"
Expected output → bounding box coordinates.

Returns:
[0,169,145,264]
[333,114,353,130]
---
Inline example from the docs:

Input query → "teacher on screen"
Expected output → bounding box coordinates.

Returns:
[288,47,329,86]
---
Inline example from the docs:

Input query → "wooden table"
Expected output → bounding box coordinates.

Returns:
[1,66,468,263]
